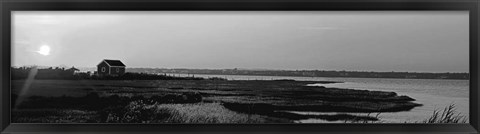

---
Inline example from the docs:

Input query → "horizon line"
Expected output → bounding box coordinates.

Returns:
[11,65,470,74]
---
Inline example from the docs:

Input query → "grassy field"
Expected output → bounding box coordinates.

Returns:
[11,79,422,123]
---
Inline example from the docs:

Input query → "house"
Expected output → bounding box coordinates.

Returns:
[97,59,126,76]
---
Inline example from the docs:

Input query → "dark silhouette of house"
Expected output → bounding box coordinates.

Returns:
[97,59,126,76]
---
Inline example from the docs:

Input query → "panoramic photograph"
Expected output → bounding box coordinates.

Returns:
[11,11,469,123]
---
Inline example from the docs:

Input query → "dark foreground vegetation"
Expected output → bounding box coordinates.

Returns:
[12,79,424,123]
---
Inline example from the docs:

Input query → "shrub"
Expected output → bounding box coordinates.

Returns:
[103,100,173,123]
[422,104,468,123]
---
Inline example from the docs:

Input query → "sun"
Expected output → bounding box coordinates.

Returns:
[37,45,51,56]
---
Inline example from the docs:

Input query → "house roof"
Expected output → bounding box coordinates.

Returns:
[100,59,126,67]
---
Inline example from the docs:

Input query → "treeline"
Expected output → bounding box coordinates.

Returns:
[11,67,220,80]
[127,68,469,80]
[12,66,79,80]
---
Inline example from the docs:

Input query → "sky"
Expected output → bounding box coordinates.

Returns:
[12,11,469,73]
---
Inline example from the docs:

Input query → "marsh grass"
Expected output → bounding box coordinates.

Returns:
[351,104,468,123]
[342,112,384,123]
[11,79,424,123]
[102,100,170,123]
[12,109,99,123]
[155,103,270,123]
[102,101,283,123]
[421,104,468,123]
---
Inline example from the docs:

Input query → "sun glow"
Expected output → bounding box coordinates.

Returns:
[37,45,51,56]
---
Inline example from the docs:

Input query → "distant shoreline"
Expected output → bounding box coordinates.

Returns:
[124,68,469,80]
[158,72,470,81]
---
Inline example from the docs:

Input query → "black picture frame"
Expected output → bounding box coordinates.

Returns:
[0,0,479,133]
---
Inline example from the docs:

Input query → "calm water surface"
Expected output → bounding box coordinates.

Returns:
[167,73,469,123]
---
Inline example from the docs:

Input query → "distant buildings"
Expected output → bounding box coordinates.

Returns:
[97,59,126,76]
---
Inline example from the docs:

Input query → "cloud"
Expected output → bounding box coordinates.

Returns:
[302,26,342,30]
[13,12,123,29]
